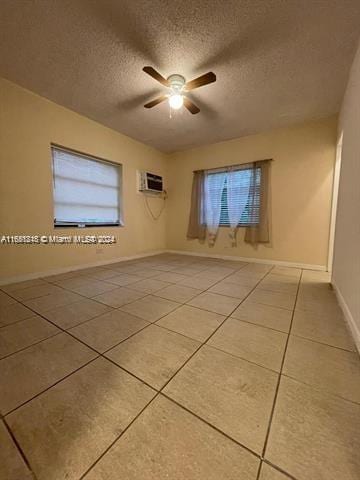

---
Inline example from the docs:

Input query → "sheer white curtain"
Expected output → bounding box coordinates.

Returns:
[204,171,226,245]
[227,168,251,246]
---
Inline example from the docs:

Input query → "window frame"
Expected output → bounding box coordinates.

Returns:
[51,144,123,228]
[205,167,261,228]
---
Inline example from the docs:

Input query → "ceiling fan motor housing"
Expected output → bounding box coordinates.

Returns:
[167,74,186,92]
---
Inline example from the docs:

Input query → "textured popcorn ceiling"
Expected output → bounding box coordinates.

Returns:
[0,1,360,153]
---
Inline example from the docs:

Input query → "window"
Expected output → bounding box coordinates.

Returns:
[187,160,270,245]
[51,146,122,227]
[205,167,261,227]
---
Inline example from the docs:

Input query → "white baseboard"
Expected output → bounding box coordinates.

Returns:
[165,250,327,271]
[332,281,360,354]
[0,250,166,286]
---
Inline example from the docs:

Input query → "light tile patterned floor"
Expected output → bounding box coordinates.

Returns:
[0,253,359,480]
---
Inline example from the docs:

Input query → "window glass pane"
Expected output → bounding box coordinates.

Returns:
[52,147,121,225]
[206,167,261,227]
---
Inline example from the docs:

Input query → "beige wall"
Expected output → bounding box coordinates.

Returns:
[166,117,337,268]
[0,77,338,281]
[0,78,167,281]
[332,41,360,347]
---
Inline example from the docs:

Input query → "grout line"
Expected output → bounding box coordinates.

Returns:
[161,392,261,460]
[161,374,332,480]
[290,331,356,353]
[259,270,303,463]
[155,301,225,316]
[229,315,291,334]
[0,287,211,406]
[78,391,161,479]
[0,300,161,409]
[1,277,146,313]
[2,417,38,479]
[1,294,116,325]
[202,343,280,375]
[95,320,155,355]
[0,296,111,358]
[0,288,163,355]
[98,303,186,357]
[253,276,302,480]
[151,289,206,303]
[242,299,299,312]
[3,355,101,417]
[254,285,298,296]
[0,330,63,361]
[1,284,60,300]
[95,292,208,355]
[102,355,160,392]
[0,313,44,330]
[78,333,216,477]
[255,458,263,480]
[0,302,118,359]
[280,372,360,406]
[152,319,218,343]
[255,460,263,480]
[262,459,299,480]
[230,306,359,353]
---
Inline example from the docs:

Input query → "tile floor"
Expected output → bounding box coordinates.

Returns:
[0,253,359,480]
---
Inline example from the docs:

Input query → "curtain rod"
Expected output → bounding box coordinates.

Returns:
[193,158,273,174]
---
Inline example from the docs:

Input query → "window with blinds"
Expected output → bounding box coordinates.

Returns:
[207,167,261,226]
[51,146,122,227]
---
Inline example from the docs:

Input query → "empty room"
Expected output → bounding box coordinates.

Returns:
[1,1,360,479]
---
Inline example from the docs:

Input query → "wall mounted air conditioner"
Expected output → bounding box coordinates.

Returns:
[138,171,163,193]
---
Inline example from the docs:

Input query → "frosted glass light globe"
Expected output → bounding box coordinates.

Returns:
[169,94,183,110]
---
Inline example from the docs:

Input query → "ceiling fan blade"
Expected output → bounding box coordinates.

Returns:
[143,66,169,87]
[185,72,216,91]
[183,97,200,114]
[144,95,168,108]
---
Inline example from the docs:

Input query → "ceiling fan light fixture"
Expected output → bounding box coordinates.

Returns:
[169,93,183,110]
[143,66,216,114]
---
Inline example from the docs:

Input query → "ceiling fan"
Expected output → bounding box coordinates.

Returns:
[142,66,216,115]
